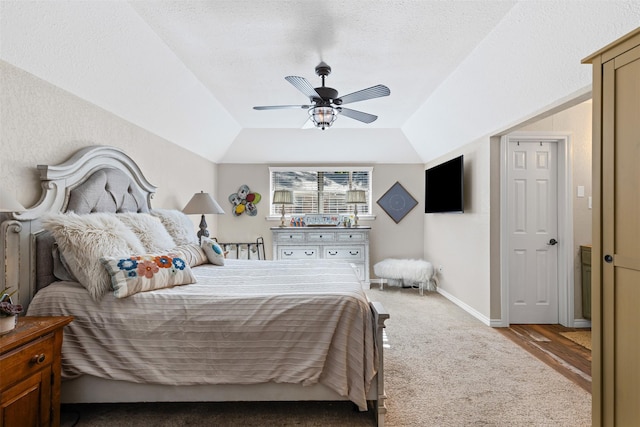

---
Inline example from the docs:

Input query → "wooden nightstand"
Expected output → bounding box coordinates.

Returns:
[0,316,73,427]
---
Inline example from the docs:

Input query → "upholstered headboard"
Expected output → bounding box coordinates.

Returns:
[2,145,157,310]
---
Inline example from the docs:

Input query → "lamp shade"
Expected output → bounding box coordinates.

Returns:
[0,188,25,212]
[346,189,367,204]
[273,189,293,205]
[182,191,225,215]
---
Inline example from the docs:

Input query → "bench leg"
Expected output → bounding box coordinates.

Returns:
[379,278,384,291]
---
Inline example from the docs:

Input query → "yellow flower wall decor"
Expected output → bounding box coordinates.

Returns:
[228,184,261,216]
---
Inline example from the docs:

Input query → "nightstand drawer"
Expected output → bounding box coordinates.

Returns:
[0,333,54,390]
[324,246,365,261]
[278,247,320,259]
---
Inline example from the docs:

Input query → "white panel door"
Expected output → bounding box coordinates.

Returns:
[508,141,559,323]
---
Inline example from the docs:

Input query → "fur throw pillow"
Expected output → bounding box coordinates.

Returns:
[42,212,145,300]
[117,212,176,253]
[150,209,198,245]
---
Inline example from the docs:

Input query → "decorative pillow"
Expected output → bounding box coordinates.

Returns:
[101,252,196,298]
[201,237,225,266]
[172,243,208,267]
[42,213,145,301]
[52,243,77,282]
[150,209,198,245]
[117,212,176,253]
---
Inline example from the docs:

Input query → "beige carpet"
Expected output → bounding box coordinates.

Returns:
[560,330,592,350]
[61,287,591,426]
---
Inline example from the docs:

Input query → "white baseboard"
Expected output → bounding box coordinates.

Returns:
[437,287,492,326]
[573,318,592,328]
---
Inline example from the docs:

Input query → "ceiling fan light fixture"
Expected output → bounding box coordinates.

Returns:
[309,106,338,130]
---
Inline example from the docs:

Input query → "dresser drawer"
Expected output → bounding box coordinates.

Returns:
[307,232,335,242]
[1,333,54,390]
[276,232,306,243]
[336,232,366,242]
[278,247,319,259]
[324,246,365,261]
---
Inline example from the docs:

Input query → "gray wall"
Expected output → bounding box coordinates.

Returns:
[216,163,425,276]
[1,61,425,283]
[0,61,219,228]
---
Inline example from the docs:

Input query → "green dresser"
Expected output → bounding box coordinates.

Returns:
[580,245,591,320]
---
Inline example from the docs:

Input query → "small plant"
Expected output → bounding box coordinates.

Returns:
[0,287,22,317]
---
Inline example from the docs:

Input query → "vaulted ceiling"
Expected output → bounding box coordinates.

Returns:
[2,1,639,164]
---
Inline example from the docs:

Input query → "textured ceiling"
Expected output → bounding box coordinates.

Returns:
[2,1,639,164]
[129,0,516,129]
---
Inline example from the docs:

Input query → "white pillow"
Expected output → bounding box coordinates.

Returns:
[150,209,198,245]
[172,243,208,267]
[42,212,145,300]
[201,236,225,266]
[117,212,176,253]
[101,252,196,298]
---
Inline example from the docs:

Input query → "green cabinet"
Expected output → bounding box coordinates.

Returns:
[580,245,591,320]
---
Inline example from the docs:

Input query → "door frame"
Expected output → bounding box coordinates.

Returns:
[499,132,575,327]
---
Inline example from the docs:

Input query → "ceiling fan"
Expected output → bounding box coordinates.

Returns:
[253,62,390,130]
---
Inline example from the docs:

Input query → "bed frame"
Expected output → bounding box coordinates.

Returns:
[1,145,389,426]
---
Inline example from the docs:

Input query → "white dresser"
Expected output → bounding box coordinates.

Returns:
[271,226,370,284]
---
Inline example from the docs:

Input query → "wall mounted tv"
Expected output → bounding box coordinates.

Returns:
[425,155,464,213]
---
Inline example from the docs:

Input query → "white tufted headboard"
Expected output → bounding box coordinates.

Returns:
[1,145,157,311]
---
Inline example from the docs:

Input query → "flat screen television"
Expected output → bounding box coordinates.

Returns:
[425,155,464,213]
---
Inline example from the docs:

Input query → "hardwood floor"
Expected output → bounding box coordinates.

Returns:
[497,324,592,393]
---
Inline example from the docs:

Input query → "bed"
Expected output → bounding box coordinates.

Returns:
[2,145,389,425]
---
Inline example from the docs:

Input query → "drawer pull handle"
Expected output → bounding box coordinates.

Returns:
[349,251,359,256]
[284,251,293,256]
[305,251,315,256]
[328,251,338,256]
[31,354,46,365]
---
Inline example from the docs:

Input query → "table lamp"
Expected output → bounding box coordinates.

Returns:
[182,191,225,242]
[346,189,366,227]
[0,188,25,213]
[272,190,293,227]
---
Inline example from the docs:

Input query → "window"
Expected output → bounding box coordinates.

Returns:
[270,167,373,217]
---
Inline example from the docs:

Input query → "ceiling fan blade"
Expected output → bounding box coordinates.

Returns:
[338,84,390,105]
[253,105,310,110]
[285,76,323,100]
[338,107,378,124]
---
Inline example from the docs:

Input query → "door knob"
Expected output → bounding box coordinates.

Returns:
[604,254,613,263]
[547,238,558,246]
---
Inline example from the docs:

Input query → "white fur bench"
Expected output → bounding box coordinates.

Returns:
[373,259,436,295]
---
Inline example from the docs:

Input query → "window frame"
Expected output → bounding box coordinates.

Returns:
[269,166,374,220]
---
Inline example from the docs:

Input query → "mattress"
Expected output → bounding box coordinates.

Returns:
[27,259,377,410]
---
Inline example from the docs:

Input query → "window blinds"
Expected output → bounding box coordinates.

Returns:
[270,169,371,216]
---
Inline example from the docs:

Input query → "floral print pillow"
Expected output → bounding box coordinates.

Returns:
[101,252,196,298]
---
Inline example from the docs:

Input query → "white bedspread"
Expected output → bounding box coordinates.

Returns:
[27,259,376,410]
